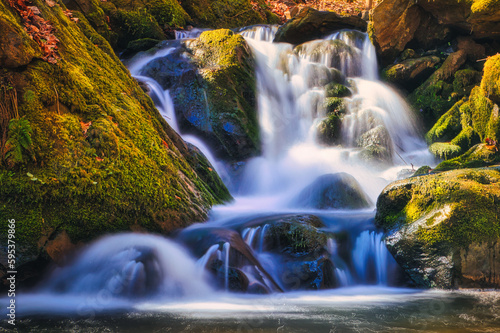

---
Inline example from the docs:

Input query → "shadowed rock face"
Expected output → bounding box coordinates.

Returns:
[274,7,367,45]
[375,168,500,288]
[294,173,372,210]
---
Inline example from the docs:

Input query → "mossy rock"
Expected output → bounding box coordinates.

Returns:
[179,29,260,162]
[481,53,500,104]
[324,97,346,115]
[434,144,500,171]
[429,142,462,160]
[325,82,351,98]
[425,100,463,144]
[413,165,432,176]
[409,50,467,128]
[0,0,229,286]
[452,69,482,96]
[316,113,342,146]
[382,56,441,90]
[357,125,393,165]
[181,0,279,29]
[375,167,500,288]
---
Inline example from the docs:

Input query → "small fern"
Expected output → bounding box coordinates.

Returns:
[5,117,34,166]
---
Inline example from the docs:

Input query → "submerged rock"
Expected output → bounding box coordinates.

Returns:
[357,125,393,165]
[376,168,500,288]
[294,173,372,210]
[274,7,367,45]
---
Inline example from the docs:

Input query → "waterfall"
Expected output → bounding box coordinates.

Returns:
[41,234,213,298]
[352,231,389,285]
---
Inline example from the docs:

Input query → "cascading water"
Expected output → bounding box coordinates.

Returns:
[10,24,439,319]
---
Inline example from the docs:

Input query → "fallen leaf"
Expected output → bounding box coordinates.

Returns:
[45,0,56,7]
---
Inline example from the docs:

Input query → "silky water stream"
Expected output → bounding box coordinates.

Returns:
[4,26,500,332]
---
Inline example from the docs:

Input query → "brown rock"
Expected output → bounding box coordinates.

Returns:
[274,7,367,44]
[459,241,500,288]
[457,36,486,61]
[383,55,441,89]
[44,231,76,264]
[0,17,38,68]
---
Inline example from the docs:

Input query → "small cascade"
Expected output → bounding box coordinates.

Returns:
[352,231,389,285]
[222,242,231,291]
[197,244,220,273]
[242,226,261,248]
[41,234,212,298]
[335,268,354,287]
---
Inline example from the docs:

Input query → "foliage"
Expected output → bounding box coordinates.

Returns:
[4,117,34,167]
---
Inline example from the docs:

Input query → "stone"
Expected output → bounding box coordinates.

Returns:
[294,173,372,209]
[383,56,441,90]
[375,167,500,288]
[274,7,367,45]
[0,17,38,68]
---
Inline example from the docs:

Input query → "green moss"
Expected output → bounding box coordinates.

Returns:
[147,0,190,27]
[481,54,500,104]
[181,0,278,28]
[425,100,463,144]
[0,0,229,264]
[325,82,351,98]
[453,69,482,96]
[434,143,500,171]
[185,29,260,160]
[429,142,462,160]
[324,97,346,114]
[413,165,432,176]
[317,113,342,146]
[376,168,500,248]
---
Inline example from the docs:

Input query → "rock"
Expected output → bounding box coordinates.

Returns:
[481,53,500,105]
[429,142,462,160]
[250,214,337,291]
[325,82,351,98]
[382,56,441,90]
[317,113,342,146]
[375,167,500,288]
[412,165,432,176]
[409,50,467,126]
[425,100,463,144]
[0,0,230,290]
[274,7,367,45]
[294,173,372,209]
[0,17,39,68]
[357,125,393,164]
[179,29,260,162]
[176,227,283,292]
[435,144,500,171]
[181,0,279,29]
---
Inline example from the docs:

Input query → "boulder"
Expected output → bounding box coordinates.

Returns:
[0,0,229,290]
[274,7,367,45]
[357,125,393,164]
[248,214,337,291]
[317,113,342,146]
[375,167,500,288]
[435,144,500,171]
[382,56,441,90]
[0,17,39,68]
[294,173,372,209]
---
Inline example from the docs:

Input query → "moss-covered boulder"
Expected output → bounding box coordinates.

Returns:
[382,56,441,90]
[294,173,372,210]
[434,144,500,171]
[409,50,467,127]
[139,29,260,162]
[317,113,342,146]
[0,0,229,288]
[375,167,500,288]
[274,7,367,45]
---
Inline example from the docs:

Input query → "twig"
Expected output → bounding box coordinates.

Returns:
[54,86,60,115]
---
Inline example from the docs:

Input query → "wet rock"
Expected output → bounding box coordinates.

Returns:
[357,125,393,164]
[317,113,342,146]
[294,173,372,209]
[274,7,367,45]
[434,144,500,171]
[177,227,283,292]
[375,167,500,288]
[382,56,441,90]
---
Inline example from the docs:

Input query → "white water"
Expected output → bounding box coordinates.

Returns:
[5,25,441,319]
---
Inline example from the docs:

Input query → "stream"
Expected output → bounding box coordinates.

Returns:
[3,26,500,332]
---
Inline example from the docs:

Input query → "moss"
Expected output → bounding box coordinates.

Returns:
[317,113,342,146]
[0,0,229,264]
[462,86,494,141]
[434,143,500,171]
[147,0,190,27]
[325,82,351,98]
[453,69,482,96]
[471,0,500,16]
[413,165,432,176]
[429,142,462,160]
[481,54,500,104]
[376,168,500,248]
[323,97,346,114]
[184,29,260,161]
[181,0,278,29]
[114,8,165,48]
[425,100,463,144]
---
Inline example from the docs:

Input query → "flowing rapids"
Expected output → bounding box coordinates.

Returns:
[4,26,499,332]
